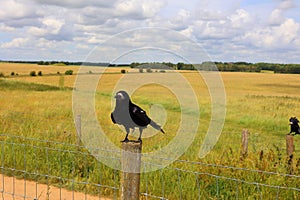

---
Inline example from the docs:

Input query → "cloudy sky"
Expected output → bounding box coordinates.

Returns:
[0,0,299,63]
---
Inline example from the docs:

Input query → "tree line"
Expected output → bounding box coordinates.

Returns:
[130,62,300,74]
[2,60,300,74]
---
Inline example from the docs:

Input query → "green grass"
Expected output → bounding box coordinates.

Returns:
[0,79,71,91]
[0,67,300,199]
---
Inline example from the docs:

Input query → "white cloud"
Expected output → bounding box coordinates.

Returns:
[0,0,39,22]
[269,9,285,25]
[229,9,252,28]
[1,37,29,48]
[33,0,114,8]
[114,0,166,19]
[0,0,299,63]
[241,18,300,49]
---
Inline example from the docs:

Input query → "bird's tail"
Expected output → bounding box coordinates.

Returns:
[150,121,165,134]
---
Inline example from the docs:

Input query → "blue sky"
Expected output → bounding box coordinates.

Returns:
[0,0,299,63]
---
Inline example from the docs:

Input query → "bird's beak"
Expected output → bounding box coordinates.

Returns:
[114,93,121,99]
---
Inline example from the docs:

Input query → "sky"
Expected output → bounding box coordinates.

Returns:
[0,0,299,63]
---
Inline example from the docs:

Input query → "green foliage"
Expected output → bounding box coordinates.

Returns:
[30,71,36,76]
[53,62,66,66]
[0,79,69,91]
[64,70,73,75]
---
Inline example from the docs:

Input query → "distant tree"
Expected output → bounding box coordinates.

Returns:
[65,70,73,75]
[30,71,36,76]
[38,71,42,76]
[177,62,184,70]
[121,69,126,74]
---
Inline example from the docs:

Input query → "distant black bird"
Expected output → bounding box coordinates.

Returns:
[289,117,300,135]
[111,90,165,142]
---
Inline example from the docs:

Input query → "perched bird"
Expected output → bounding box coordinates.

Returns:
[111,90,165,142]
[289,117,300,135]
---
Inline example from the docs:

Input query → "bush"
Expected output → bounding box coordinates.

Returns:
[0,72,4,78]
[139,68,144,73]
[146,68,152,73]
[121,69,126,74]
[38,71,42,76]
[11,72,15,76]
[65,70,73,75]
[30,71,36,76]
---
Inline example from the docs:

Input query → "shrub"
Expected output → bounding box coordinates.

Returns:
[0,72,4,78]
[65,70,73,75]
[139,68,144,73]
[30,71,36,76]
[146,68,152,73]
[121,69,126,74]
[11,72,15,76]
[38,71,42,76]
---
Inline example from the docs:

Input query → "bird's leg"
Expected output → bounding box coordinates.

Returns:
[137,128,143,142]
[121,133,129,142]
[121,128,130,142]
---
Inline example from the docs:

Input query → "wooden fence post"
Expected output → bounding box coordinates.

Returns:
[286,134,295,174]
[241,129,249,158]
[121,141,142,200]
[75,115,81,145]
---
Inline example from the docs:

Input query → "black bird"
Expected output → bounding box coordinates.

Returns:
[111,90,165,142]
[289,117,300,135]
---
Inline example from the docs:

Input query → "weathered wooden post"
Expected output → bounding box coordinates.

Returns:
[121,141,142,200]
[286,134,295,174]
[241,129,249,158]
[75,115,81,145]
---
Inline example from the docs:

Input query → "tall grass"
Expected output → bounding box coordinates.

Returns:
[1,65,300,198]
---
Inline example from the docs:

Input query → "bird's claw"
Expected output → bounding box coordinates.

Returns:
[121,138,129,143]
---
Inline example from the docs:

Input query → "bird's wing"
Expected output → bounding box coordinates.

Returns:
[110,112,116,124]
[129,104,151,126]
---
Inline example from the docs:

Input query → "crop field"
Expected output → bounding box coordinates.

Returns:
[0,62,300,199]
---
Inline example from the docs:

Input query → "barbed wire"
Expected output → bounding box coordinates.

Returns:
[0,133,299,199]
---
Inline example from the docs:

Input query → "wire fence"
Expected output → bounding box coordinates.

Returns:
[0,134,299,199]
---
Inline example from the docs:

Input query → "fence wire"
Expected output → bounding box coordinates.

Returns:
[0,134,299,200]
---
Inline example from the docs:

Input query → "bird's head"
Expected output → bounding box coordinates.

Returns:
[114,90,130,104]
[289,117,299,126]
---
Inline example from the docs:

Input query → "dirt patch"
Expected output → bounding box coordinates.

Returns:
[0,175,111,200]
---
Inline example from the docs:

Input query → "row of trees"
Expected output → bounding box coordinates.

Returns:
[129,62,300,74]
[2,60,300,74]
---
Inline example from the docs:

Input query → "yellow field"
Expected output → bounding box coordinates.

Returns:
[1,62,300,198]
[1,62,300,153]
